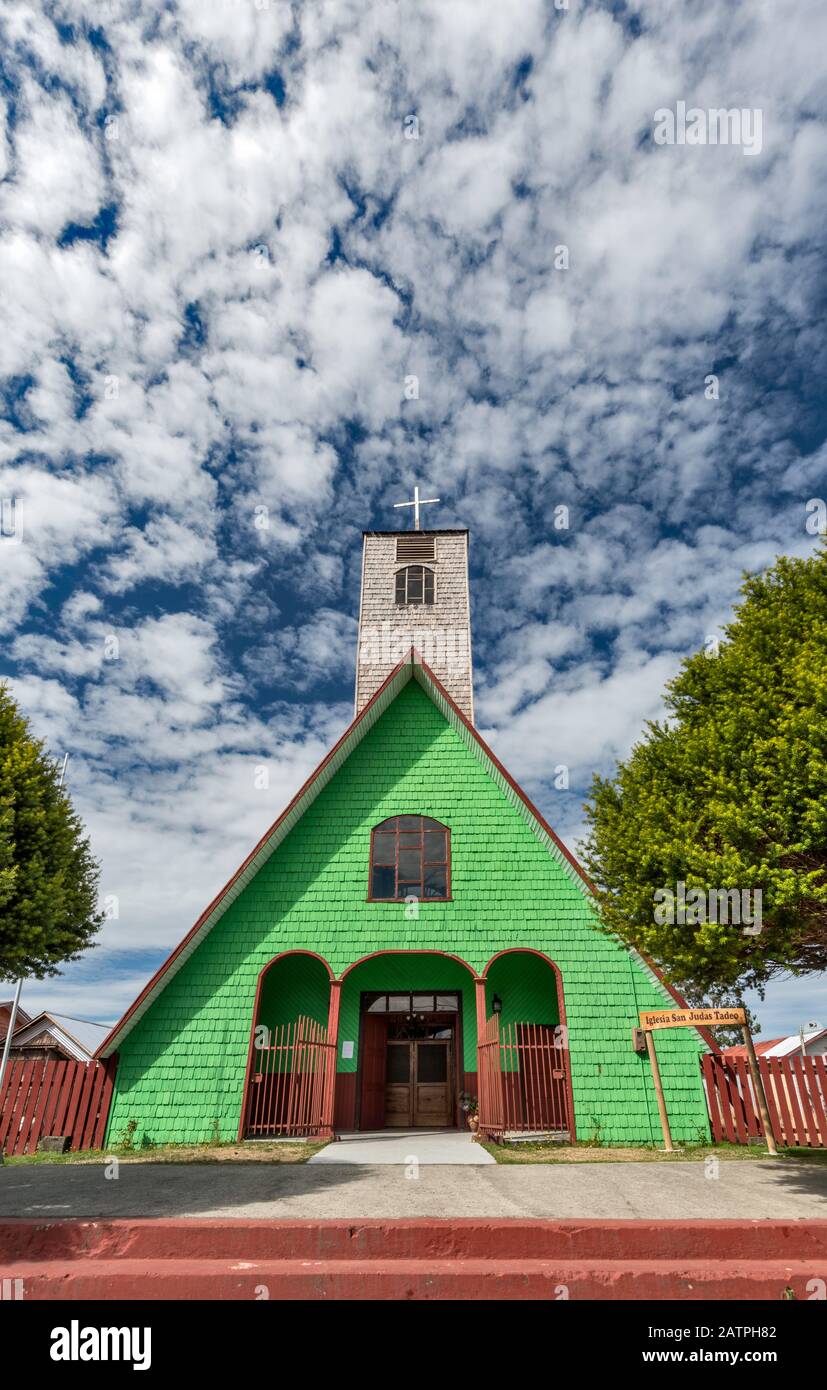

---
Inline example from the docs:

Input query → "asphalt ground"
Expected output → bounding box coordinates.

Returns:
[2,1156,825,1220]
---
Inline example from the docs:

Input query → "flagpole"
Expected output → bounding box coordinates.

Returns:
[0,977,23,1106]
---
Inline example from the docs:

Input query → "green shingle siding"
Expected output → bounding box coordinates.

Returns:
[106,682,709,1146]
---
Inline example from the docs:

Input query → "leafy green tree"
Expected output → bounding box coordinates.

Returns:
[582,547,827,1002]
[0,684,103,980]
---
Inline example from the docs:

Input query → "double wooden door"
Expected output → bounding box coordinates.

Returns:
[385,1038,452,1127]
[359,1014,455,1129]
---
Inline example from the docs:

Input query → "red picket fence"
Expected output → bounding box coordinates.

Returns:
[0,1056,118,1156]
[478,1016,571,1139]
[702,1053,827,1148]
[243,1015,336,1138]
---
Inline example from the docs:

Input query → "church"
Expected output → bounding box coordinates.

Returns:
[98,504,711,1147]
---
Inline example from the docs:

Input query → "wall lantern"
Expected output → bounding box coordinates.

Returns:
[492,995,503,1014]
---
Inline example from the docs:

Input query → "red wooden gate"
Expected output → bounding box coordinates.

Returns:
[244,1016,335,1138]
[0,1056,118,1156]
[702,1053,827,1147]
[477,1014,504,1136]
[478,1017,571,1139]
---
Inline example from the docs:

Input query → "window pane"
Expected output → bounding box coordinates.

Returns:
[372,832,396,865]
[395,572,406,603]
[436,994,459,1012]
[388,994,409,1012]
[398,883,421,900]
[423,865,447,898]
[366,994,387,1013]
[417,1044,447,1083]
[422,818,442,830]
[413,995,434,1012]
[423,570,434,603]
[398,815,420,830]
[386,1044,410,1082]
[399,832,421,848]
[424,831,446,863]
[398,849,421,880]
[371,865,395,898]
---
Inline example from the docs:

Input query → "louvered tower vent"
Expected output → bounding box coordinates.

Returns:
[396,534,436,562]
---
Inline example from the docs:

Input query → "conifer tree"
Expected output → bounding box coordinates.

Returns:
[582,547,827,1000]
[0,684,103,979]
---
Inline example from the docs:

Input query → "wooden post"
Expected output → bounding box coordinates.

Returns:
[474,978,487,1034]
[742,1022,778,1155]
[320,981,342,1139]
[645,1029,675,1152]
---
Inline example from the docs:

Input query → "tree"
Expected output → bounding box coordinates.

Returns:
[0,684,103,980]
[582,546,827,1004]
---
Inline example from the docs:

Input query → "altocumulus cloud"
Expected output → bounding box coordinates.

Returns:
[0,0,825,1032]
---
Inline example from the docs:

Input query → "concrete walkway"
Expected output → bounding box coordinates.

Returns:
[2,1158,826,1220]
[308,1129,494,1165]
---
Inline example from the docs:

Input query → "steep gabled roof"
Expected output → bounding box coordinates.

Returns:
[98,650,714,1056]
[11,1011,109,1061]
[0,1003,32,1039]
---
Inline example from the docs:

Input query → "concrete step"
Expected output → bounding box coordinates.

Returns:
[3,1219,825,1299]
[2,1216,826,1263]
[7,1255,821,1301]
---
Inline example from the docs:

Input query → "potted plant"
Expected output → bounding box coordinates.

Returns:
[460,1092,479,1133]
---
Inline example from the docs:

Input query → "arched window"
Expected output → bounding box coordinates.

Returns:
[395,565,434,605]
[369,816,450,901]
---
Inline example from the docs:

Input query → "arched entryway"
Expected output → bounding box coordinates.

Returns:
[337,951,478,1132]
[478,949,574,1140]
[238,951,336,1140]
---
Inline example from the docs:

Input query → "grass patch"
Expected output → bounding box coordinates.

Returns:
[480,1140,827,1165]
[2,1140,328,1166]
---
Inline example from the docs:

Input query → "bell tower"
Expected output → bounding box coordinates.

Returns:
[355,495,474,721]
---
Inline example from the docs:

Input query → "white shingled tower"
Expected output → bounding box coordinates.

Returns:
[355,491,474,722]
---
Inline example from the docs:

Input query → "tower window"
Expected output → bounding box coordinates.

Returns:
[369,815,450,901]
[395,565,435,605]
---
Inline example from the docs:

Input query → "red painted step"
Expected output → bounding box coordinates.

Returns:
[7,1256,823,1301]
[2,1219,825,1300]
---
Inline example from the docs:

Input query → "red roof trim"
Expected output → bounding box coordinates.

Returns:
[95,654,415,1057]
[98,647,716,1056]
[410,654,718,1053]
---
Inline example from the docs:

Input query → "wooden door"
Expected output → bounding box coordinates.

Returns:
[385,1042,413,1126]
[414,1040,452,1126]
[383,1040,453,1127]
[359,1014,388,1130]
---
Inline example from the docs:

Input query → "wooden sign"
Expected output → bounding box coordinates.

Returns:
[636,1005,776,1157]
[639,1007,745,1031]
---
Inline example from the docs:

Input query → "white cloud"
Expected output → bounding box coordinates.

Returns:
[1,0,825,1030]
[0,82,106,236]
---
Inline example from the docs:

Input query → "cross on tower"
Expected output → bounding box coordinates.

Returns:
[393,485,440,531]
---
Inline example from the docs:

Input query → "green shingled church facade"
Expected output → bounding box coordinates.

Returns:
[100,526,710,1147]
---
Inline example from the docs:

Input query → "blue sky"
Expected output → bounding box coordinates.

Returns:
[0,0,825,1039]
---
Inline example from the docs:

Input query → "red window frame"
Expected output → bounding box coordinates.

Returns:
[367,816,452,902]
